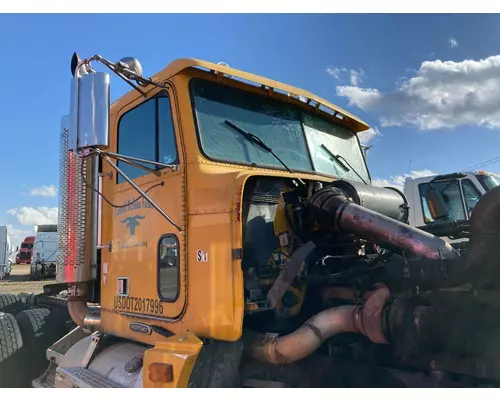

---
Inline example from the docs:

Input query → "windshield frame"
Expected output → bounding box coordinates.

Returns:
[188,77,372,183]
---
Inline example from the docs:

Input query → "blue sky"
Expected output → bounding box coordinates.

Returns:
[2,13,500,248]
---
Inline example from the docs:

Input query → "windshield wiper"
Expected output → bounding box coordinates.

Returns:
[320,143,367,185]
[320,144,349,172]
[224,120,307,188]
[224,119,294,174]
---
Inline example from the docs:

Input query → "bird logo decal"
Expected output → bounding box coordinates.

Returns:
[121,215,146,237]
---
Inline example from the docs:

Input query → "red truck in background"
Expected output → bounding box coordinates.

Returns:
[15,236,35,264]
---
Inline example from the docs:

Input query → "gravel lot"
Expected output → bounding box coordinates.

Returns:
[0,264,56,294]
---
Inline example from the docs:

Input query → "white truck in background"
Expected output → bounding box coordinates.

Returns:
[0,226,18,279]
[30,224,58,280]
[402,171,500,242]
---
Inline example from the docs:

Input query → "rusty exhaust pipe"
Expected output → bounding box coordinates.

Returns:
[310,187,459,260]
[251,287,390,364]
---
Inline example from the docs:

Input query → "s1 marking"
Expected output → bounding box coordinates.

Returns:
[197,250,208,263]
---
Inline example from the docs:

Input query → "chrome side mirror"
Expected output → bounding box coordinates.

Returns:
[69,71,110,151]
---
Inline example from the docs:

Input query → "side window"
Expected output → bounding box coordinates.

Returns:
[418,180,466,224]
[117,93,178,184]
[461,179,482,217]
[117,99,156,183]
[419,184,435,224]
[158,235,179,301]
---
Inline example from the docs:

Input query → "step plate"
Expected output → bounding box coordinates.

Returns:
[56,367,123,388]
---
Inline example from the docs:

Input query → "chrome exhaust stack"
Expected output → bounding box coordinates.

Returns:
[57,59,111,330]
[58,53,182,330]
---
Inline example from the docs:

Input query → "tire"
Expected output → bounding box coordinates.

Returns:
[17,293,36,310]
[17,308,52,348]
[0,312,23,362]
[0,294,23,315]
[0,312,25,387]
[16,308,70,383]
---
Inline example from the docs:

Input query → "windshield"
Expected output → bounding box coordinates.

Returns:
[419,178,482,225]
[302,113,370,183]
[475,174,500,191]
[190,79,370,183]
[21,243,32,250]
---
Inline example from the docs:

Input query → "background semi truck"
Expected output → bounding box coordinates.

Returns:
[15,236,35,265]
[30,224,58,280]
[3,53,500,388]
[402,170,500,240]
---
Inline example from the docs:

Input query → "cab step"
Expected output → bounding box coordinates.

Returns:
[55,367,123,388]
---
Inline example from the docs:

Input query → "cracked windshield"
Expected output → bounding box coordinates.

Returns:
[191,78,370,184]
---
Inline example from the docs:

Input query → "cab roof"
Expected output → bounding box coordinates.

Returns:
[405,171,499,185]
[112,58,370,134]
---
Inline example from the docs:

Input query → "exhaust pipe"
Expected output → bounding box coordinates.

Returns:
[68,301,101,331]
[59,60,110,331]
[58,117,101,331]
[67,283,101,331]
[250,287,391,364]
[310,187,459,260]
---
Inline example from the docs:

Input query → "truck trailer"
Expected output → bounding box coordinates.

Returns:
[0,226,16,280]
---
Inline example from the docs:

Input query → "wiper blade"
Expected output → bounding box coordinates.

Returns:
[320,143,367,185]
[224,119,294,174]
[320,144,349,172]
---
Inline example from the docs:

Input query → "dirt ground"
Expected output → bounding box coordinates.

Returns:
[0,264,56,294]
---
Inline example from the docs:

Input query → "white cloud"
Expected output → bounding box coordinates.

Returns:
[335,55,500,130]
[349,69,365,86]
[358,126,381,145]
[7,207,58,226]
[371,169,436,191]
[449,37,458,48]
[326,67,364,87]
[29,185,57,197]
[326,67,346,79]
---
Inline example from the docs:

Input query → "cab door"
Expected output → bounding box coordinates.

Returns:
[100,87,187,339]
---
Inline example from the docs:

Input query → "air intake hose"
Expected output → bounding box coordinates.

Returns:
[309,186,459,260]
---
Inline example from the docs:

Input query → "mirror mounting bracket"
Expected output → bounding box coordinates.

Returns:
[72,53,166,97]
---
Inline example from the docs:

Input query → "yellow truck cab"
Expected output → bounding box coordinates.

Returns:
[26,53,488,388]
